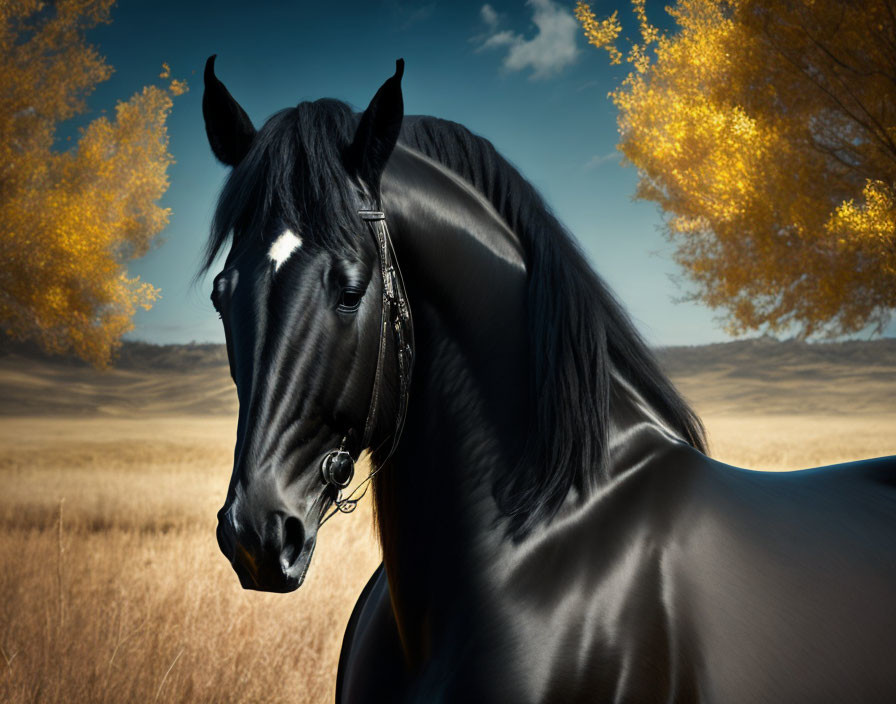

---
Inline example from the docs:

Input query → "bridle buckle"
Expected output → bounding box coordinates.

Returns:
[321,447,355,489]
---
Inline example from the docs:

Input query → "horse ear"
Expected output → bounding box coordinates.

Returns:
[346,59,405,193]
[203,55,256,167]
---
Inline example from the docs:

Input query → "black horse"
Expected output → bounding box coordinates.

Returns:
[203,57,896,703]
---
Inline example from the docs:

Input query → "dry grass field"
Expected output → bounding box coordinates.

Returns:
[0,339,894,703]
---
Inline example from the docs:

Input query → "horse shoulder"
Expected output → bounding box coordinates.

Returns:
[336,563,406,704]
[498,444,709,702]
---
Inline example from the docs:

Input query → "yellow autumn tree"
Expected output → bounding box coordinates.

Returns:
[0,0,186,366]
[576,0,896,336]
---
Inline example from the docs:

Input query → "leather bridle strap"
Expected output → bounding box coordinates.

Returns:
[359,210,414,455]
[319,209,414,524]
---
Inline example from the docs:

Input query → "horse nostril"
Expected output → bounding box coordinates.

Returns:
[280,515,305,571]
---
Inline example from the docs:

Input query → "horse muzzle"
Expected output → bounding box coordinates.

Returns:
[216,503,316,593]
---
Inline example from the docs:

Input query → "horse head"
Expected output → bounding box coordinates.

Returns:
[203,56,407,592]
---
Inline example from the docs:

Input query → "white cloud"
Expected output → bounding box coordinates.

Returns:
[583,151,619,170]
[386,0,437,30]
[400,2,436,29]
[481,3,499,28]
[477,0,580,80]
[481,29,517,49]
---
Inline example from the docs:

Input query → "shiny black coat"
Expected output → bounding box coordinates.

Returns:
[335,144,896,703]
[200,58,896,703]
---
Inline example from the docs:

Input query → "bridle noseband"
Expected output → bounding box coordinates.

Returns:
[319,209,414,524]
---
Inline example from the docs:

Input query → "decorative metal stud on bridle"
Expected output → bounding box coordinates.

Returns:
[319,209,414,525]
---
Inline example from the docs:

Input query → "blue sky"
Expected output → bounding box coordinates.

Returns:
[79,0,894,346]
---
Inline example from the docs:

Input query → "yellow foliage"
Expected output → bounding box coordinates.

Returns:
[578,0,896,336]
[169,78,189,96]
[0,1,185,366]
[575,2,623,65]
[827,180,896,278]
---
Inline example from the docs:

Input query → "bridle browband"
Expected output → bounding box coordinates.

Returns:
[319,208,414,525]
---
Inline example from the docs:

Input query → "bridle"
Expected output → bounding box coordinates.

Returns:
[319,208,414,525]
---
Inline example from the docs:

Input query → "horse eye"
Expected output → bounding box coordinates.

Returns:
[337,288,364,312]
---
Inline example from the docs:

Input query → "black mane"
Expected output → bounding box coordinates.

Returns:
[399,115,706,534]
[202,100,706,536]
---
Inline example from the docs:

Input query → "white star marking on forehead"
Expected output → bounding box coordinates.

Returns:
[268,229,302,272]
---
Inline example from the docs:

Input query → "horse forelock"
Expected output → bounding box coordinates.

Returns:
[201,99,366,276]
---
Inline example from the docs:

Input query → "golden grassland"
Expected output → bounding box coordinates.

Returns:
[0,341,894,703]
[0,417,380,704]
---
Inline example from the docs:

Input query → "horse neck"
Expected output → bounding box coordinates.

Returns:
[372,146,688,664]
[374,146,530,661]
